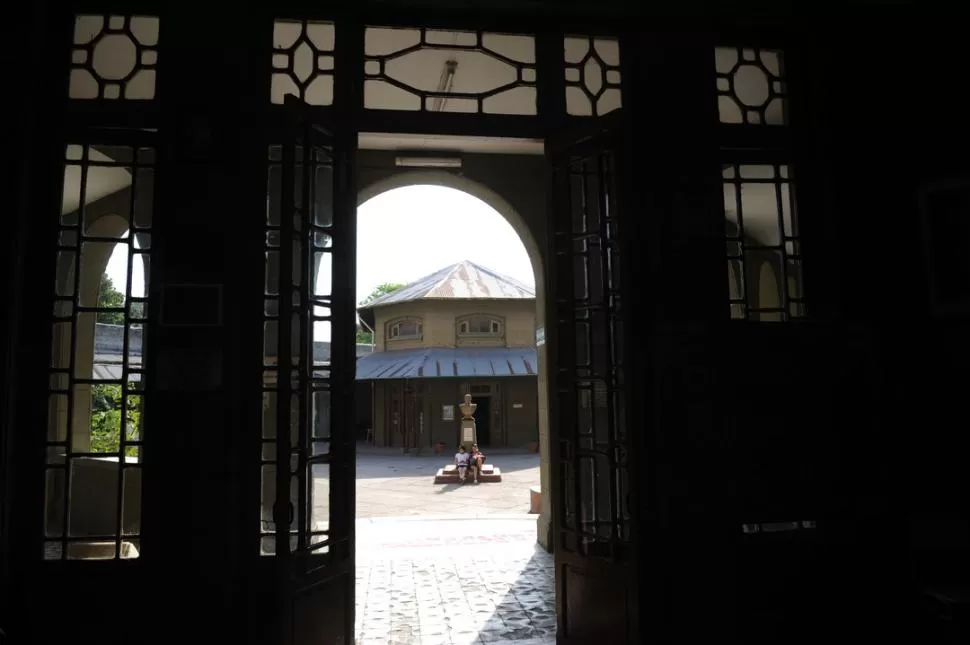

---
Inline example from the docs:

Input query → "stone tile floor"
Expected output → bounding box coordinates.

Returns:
[353,449,542,519]
[356,517,554,645]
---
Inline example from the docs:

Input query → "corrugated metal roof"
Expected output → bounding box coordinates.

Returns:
[360,261,534,310]
[92,364,142,381]
[93,324,374,364]
[356,347,538,380]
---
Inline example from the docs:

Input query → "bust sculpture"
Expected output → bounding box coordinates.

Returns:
[459,393,477,420]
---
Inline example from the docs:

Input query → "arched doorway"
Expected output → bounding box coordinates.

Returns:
[354,174,553,546]
[349,180,554,642]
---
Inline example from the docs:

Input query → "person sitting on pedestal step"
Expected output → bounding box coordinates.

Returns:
[454,445,471,484]
[469,444,485,484]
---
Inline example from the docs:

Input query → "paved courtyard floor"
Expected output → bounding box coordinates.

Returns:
[356,517,554,645]
[351,450,552,645]
[354,449,542,518]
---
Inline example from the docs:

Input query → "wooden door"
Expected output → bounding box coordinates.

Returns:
[546,109,639,644]
[270,94,356,645]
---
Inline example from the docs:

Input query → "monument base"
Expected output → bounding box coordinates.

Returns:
[433,463,502,484]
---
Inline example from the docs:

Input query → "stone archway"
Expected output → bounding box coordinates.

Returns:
[356,170,555,549]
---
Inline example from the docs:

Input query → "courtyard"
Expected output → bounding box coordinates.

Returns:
[349,448,553,645]
[353,448,541,518]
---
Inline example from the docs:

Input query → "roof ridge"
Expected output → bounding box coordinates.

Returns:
[427,261,466,298]
[462,260,534,295]
[359,259,534,310]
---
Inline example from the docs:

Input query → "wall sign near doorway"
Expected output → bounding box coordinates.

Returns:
[441,404,455,421]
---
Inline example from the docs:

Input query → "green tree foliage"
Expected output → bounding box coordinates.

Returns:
[356,282,405,344]
[97,275,126,325]
[97,273,144,324]
[90,383,141,457]
[360,282,405,305]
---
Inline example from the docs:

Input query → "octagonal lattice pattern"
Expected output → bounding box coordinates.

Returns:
[564,36,622,117]
[271,20,335,106]
[363,27,538,114]
[69,15,159,100]
[715,47,787,126]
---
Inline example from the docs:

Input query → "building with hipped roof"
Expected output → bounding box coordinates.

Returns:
[356,260,539,450]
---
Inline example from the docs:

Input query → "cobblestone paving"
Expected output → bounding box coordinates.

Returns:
[355,518,554,645]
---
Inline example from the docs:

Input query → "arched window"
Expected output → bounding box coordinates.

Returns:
[457,315,503,337]
[387,318,423,340]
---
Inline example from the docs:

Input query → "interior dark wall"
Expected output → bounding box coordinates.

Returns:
[0,4,964,644]
[711,21,970,642]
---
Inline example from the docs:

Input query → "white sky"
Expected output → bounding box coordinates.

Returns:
[106,185,534,337]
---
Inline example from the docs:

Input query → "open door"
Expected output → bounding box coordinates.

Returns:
[546,109,639,645]
[271,94,356,645]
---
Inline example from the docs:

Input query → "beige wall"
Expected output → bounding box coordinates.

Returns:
[371,299,536,352]
[371,377,537,449]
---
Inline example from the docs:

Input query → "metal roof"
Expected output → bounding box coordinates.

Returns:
[92,364,142,381]
[92,323,373,366]
[360,261,535,310]
[355,347,538,380]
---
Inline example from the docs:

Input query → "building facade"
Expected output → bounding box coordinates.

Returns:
[357,261,539,449]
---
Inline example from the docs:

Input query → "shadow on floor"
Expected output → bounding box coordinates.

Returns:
[356,530,555,644]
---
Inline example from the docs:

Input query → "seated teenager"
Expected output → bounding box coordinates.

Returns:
[469,444,485,484]
[454,446,471,483]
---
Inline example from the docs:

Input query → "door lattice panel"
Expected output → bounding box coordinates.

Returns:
[553,143,631,559]
[45,135,155,560]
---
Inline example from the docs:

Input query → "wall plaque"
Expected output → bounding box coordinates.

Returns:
[441,404,454,421]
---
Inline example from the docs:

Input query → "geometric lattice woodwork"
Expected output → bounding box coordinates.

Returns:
[69,15,159,100]
[363,27,537,114]
[46,140,154,559]
[564,36,622,117]
[723,163,804,321]
[715,47,787,126]
[271,20,335,106]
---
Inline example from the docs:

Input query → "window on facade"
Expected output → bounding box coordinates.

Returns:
[458,316,502,335]
[388,320,422,340]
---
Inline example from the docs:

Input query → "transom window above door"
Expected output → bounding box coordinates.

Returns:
[388,318,423,340]
[458,315,502,335]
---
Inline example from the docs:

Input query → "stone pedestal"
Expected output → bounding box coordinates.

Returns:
[433,393,503,484]
[434,463,503,484]
[459,418,476,449]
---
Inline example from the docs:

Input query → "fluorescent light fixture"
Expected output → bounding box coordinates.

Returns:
[395,156,462,169]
